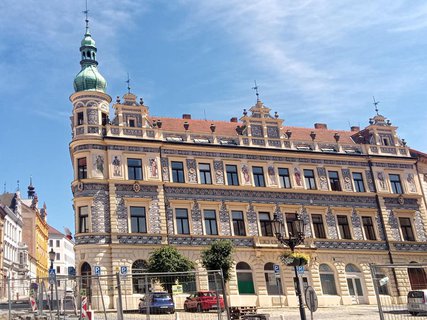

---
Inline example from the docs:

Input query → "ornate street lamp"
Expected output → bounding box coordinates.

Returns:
[272,212,307,320]
[49,248,55,309]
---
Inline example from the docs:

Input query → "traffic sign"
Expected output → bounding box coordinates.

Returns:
[120,266,128,277]
[296,266,305,275]
[305,286,318,312]
[94,266,101,276]
[273,264,281,278]
[68,266,76,278]
[48,269,56,285]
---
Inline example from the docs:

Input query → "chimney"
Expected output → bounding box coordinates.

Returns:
[314,123,327,129]
[230,117,238,123]
[351,126,360,132]
[182,114,191,119]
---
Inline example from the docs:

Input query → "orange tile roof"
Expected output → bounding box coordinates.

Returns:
[48,225,64,236]
[150,116,357,145]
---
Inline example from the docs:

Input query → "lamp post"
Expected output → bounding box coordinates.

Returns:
[49,248,55,309]
[272,212,307,320]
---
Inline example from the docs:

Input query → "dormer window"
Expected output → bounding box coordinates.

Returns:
[77,112,84,125]
[129,119,136,127]
[383,138,389,146]
[102,113,108,126]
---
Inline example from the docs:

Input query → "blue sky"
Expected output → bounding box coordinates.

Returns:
[1,0,427,233]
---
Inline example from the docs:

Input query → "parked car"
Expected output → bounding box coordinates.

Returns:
[408,289,427,316]
[139,292,175,314]
[184,291,224,312]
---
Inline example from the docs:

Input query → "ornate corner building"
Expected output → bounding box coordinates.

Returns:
[69,23,427,309]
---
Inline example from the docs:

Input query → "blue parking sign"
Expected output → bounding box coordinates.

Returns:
[273,264,280,273]
[94,266,101,276]
[120,266,128,276]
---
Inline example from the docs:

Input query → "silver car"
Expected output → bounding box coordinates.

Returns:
[408,290,427,316]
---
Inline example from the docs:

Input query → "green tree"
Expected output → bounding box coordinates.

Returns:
[147,245,195,293]
[201,239,234,283]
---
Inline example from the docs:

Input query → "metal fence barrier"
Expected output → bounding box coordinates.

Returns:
[371,263,427,320]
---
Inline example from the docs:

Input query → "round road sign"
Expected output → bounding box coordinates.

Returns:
[305,286,318,312]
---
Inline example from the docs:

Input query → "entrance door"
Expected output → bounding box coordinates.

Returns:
[347,277,364,304]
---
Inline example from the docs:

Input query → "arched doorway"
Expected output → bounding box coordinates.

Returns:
[408,262,427,290]
[132,260,148,294]
[264,263,282,295]
[81,262,92,302]
[345,264,366,304]
[236,262,255,294]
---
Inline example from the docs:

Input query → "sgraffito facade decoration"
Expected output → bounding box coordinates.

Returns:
[70,23,427,309]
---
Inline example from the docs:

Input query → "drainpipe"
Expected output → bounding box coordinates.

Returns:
[367,157,401,297]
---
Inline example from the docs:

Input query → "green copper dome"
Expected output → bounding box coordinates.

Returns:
[73,27,107,93]
[73,65,107,92]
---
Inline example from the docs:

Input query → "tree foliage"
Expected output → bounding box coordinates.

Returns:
[147,245,195,293]
[201,240,234,283]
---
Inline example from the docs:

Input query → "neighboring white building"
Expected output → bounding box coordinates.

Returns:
[48,225,75,296]
[0,192,29,299]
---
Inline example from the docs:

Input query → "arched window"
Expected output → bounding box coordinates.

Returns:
[264,263,281,295]
[236,262,255,294]
[319,264,337,295]
[345,264,361,273]
[408,262,427,290]
[132,260,148,294]
[81,262,92,301]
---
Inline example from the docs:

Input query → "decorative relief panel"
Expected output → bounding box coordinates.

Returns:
[414,210,427,242]
[149,158,159,179]
[251,125,263,137]
[376,171,388,191]
[387,209,401,241]
[187,159,198,183]
[167,236,254,247]
[87,109,98,124]
[365,170,375,192]
[112,155,122,177]
[314,240,387,251]
[123,129,142,136]
[191,200,203,235]
[118,235,162,245]
[75,235,112,245]
[252,139,265,146]
[384,197,419,210]
[247,203,259,236]
[394,242,427,252]
[92,154,104,178]
[268,166,277,186]
[241,164,251,185]
[214,161,225,184]
[267,126,279,138]
[300,206,312,238]
[351,208,363,240]
[317,167,329,191]
[406,173,417,193]
[88,127,99,134]
[375,212,386,241]
[219,201,231,236]
[274,204,283,222]
[268,140,281,147]
[242,138,249,145]
[165,199,174,235]
[341,169,353,192]
[161,158,170,182]
[326,207,338,239]
[283,141,291,148]
[116,196,128,233]
[148,200,161,234]
[294,167,303,187]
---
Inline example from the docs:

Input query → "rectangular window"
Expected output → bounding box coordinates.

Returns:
[176,208,190,234]
[171,161,185,183]
[312,214,326,239]
[204,210,218,235]
[304,169,316,190]
[101,113,108,126]
[337,215,352,239]
[259,212,273,236]
[56,240,60,247]
[232,211,246,236]
[127,158,143,180]
[389,174,403,194]
[253,166,266,187]
[278,168,291,189]
[129,118,136,127]
[56,266,60,274]
[199,163,212,185]
[130,206,147,233]
[328,171,341,191]
[226,165,239,186]
[78,206,89,233]
[353,173,365,192]
[56,253,60,260]
[77,112,84,125]
[49,240,53,247]
[362,216,376,240]
[77,158,87,179]
[399,217,415,241]
[285,213,297,237]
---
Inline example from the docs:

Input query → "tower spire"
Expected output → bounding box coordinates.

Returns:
[27,176,36,199]
[372,96,380,115]
[252,80,260,102]
[83,0,89,34]
[126,73,131,94]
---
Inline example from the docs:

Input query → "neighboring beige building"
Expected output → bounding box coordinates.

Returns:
[69,21,427,309]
